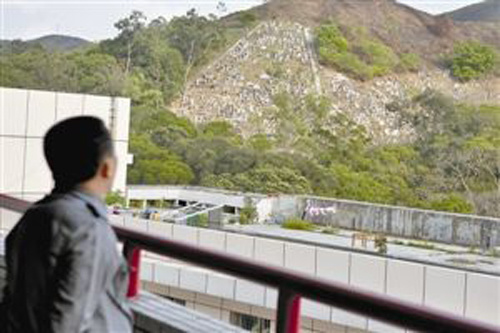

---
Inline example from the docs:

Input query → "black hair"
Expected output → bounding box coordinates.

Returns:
[43,116,114,190]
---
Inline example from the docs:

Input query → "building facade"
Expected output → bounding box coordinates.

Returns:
[0,87,131,229]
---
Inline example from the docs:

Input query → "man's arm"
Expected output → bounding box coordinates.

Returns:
[49,222,108,333]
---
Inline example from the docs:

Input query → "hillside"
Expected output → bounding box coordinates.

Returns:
[29,35,91,52]
[443,0,500,22]
[223,0,499,59]
[174,1,499,143]
[0,34,91,53]
[1,4,499,217]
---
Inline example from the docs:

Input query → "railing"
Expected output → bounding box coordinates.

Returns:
[1,193,499,333]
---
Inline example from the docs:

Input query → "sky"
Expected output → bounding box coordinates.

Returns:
[0,0,486,41]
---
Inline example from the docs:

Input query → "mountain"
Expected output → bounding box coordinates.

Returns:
[173,0,499,144]
[0,34,91,53]
[28,35,91,52]
[222,0,499,60]
[443,0,500,22]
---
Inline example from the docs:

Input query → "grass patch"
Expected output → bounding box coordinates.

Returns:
[321,226,339,235]
[282,218,316,231]
[487,248,500,258]
[468,245,479,254]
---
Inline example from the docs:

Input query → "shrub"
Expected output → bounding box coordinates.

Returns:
[105,190,126,206]
[398,53,421,72]
[248,134,273,151]
[331,52,373,81]
[429,194,474,214]
[238,12,257,27]
[282,218,316,231]
[266,62,285,79]
[374,234,388,254]
[187,213,208,228]
[316,23,349,55]
[357,40,398,75]
[239,197,257,224]
[202,120,238,138]
[315,22,405,80]
[488,248,500,258]
[451,41,497,81]
[322,226,339,235]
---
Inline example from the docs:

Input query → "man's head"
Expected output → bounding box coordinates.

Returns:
[44,116,117,197]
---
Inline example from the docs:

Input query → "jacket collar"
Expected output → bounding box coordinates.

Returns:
[71,190,108,218]
[50,187,108,218]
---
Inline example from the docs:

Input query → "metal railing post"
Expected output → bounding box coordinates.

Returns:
[123,241,141,299]
[276,289,301,333]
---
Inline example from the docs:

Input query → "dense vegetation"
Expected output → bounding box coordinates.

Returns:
[127,87,499,216]
[450,41,498,81]
[315,22,420,80]
[1,11,499,217]
[315,22,499,82]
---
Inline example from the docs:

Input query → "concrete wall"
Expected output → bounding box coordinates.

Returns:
[142,282,352,333]
[126,185,500,247]
[300,197,500,247]
[0,87,131,202]
[110,216,500,330]
[131,291,246,333]
[127,186,267,208]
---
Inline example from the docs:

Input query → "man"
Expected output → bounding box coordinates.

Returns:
[1,116,133,332]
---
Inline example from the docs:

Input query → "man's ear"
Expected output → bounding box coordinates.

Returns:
[99,156,116,180]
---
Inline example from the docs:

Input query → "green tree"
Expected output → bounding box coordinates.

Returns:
[357,39,398,76]
[127,134,194,185]
[214,147,257,175]
[0,49,75,91]
[133,29,185,102]
[239,197,257,224]
[429,194,474,214]
[451,41,497,81]
[248,134,273,151]
[106,190,126,206]
[67,50,125,95]
[202,120,239,139]
[233,166,313,194]
[112,10,147,74]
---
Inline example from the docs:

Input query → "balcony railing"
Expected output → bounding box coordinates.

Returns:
[1,193,499,333]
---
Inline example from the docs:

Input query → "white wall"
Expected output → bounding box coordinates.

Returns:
[127,186,249,208]
[110,217,500,328]
[0,87,131,203]
[127,186,273,223]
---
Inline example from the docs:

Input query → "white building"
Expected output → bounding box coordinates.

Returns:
[0,87,132,203]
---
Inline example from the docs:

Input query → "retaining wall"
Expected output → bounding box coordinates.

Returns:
[298,197,500,247]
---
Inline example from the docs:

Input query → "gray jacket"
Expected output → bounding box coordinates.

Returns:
[1,190,133,333]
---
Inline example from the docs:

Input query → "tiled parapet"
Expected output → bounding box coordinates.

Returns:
[132,291,245,333]
[0,245,244,333]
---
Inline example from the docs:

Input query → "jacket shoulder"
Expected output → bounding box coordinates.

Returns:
[27,194,99,232]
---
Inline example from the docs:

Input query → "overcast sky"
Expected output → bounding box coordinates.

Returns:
[0,0,485,41]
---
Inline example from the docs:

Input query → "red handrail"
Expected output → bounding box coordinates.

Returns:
[1,193,499,333]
